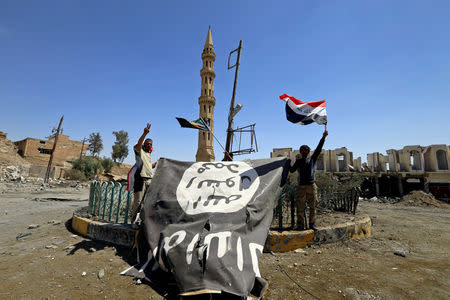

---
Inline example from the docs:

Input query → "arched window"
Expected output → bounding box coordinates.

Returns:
[208,133,210,140]
[209,106,211,113]
[409,150,421,170]
[437,150,449,170]
[203,105,206,112]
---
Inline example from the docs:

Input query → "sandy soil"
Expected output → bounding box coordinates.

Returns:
[0,183,449,299]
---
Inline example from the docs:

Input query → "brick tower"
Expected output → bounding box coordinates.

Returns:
[196,27,216,162]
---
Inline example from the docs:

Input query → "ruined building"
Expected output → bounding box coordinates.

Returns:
[271,144,450,201]
[15,134,87,167]
[14,135,87,177]
[271,146,361,172]
[196,27,216,162]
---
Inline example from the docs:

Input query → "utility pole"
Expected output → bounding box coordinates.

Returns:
[44,115,64,183]
[79,137,86,160]
[223,40,242,161]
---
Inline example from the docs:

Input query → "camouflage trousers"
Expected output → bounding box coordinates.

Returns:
[295,183,318,228]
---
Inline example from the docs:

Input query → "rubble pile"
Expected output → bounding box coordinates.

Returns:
[0,165,29,182]
[0,136,29,167]
[0,135,30,183]
[0,177,89,194]
[399,190,447,208]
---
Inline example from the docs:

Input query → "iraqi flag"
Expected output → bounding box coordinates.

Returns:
[279,94,327,125]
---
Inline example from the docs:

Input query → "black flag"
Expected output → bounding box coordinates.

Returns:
[124,157,289,298]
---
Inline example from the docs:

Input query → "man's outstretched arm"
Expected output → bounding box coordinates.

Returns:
[289,155,300,173]
[311,130,328,162]
[134,123,151,153]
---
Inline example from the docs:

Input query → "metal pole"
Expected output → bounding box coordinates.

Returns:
[79,137,86,160]
[223,40,242,161]
[200,118,227,155]
[44,115,64,183]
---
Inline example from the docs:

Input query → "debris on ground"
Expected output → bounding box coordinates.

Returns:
[52,240,66,246]
[398,190,448,208]
[362,196,400,204]
[394,250,406,257]
[16,232,32,240]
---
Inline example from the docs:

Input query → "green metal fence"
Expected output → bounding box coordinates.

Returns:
[271,184,360,230]
[87,181,359,228]
[88,181,134,224]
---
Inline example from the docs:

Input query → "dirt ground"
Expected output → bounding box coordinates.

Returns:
[1,182,449,300]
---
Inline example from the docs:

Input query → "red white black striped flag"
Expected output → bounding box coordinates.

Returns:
[279,94,327,125]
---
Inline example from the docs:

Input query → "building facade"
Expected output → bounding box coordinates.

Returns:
[14,134,87,167]
[270,144,450,200]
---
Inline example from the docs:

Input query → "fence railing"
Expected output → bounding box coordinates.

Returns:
[271,185,360,230]
[88,181,359,228]
[88,181,134,224]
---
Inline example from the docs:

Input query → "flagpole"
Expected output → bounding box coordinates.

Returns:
[200,118,231,160]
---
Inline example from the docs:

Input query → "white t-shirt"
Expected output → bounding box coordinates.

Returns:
[139,149,153,178]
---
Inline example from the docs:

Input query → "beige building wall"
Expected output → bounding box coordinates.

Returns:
[270,148,293,158]
[353,157,362,171]
[405,146,424,172]
[270,144,449,177]
[196,27,216,162]
[424,145,450,172]
[14,135,87,167]
[324,149,339,172]
[367,152,389,172]
[386,149,400,172]
[335,147,351,172]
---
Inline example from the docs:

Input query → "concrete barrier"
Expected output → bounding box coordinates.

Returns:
[72,207,372,252]
[265,216,372,252]
[72,208,136,247]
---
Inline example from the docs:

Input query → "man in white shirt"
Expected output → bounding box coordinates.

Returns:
[131,123,157,222]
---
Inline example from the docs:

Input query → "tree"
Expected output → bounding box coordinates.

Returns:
[100,157,114,173]
[88,132,103,157]
[71,156,103,179]
[111,130,129,163]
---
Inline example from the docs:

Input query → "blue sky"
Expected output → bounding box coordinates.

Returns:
[1,1,449,165]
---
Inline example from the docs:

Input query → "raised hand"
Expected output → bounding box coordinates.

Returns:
[144,123,151,134]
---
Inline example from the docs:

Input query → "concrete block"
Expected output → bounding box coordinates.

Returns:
[265,229,314,252]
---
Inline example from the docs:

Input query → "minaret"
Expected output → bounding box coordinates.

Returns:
[196,27,216,162]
